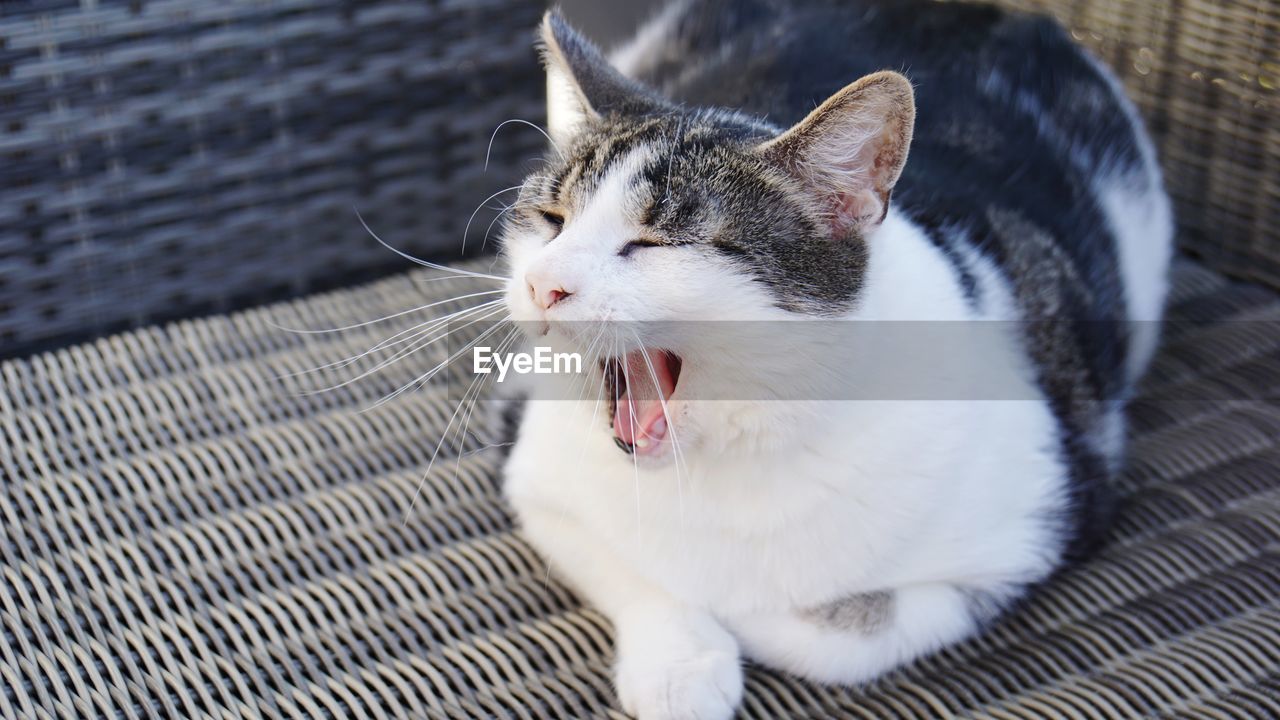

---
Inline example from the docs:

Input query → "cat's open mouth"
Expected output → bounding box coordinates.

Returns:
[602,349,683,455]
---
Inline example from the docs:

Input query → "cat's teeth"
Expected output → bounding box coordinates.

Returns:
[636,437,651,449]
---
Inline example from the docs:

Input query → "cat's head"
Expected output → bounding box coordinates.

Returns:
[499,11,915,461]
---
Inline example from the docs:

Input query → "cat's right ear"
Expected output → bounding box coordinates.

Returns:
[539,10,665,145]
[756,71,915,239]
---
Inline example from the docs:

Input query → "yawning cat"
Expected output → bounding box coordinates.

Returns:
[496,2,1172,717]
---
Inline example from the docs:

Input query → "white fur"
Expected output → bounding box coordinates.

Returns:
[982,62,1174,383]
[543,13,595,146]
[502,157,1076,719]
[545,65,591,147]
[1098,171,1174,383]
[1082,48,1175,383]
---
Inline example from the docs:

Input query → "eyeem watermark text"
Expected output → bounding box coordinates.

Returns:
[473,346,583,382]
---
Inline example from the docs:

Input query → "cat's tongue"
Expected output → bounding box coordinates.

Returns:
[614,349,677,450]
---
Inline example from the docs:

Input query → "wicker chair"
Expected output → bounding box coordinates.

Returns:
[2,1,1278,718]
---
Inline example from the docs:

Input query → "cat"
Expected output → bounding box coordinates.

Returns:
[493,1,1172,718]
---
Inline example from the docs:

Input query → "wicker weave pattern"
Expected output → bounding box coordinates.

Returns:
[5,0,1277,357]
[3,259,1278,719]
[0,0,543,358]
[982,0,1280,290]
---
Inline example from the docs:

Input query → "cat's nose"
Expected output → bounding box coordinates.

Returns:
[526,275,573,310]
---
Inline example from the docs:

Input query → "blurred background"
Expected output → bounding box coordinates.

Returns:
[0,0,656,360]
[560,0,663,45]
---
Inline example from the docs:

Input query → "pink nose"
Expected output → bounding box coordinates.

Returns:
[526,276,573,310]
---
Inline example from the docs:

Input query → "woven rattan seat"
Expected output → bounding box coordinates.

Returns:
[3,0,1278,717]
[3,259,1279,718]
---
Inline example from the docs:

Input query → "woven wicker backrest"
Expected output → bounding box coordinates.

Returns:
[981,0,1280,289]
[3,0,1277,359]
[0,0,544,359]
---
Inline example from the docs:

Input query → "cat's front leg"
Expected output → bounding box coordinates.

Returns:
[613,603,742,720]
[515,502,743,720]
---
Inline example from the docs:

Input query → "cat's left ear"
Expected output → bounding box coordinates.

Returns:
[539,10,667,146]
[757,71,915,238]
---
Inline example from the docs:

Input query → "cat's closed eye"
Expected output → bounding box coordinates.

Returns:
[618,238,663,257]
[538,209,564,237]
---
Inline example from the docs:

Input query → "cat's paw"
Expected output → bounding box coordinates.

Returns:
[614,610,743,720]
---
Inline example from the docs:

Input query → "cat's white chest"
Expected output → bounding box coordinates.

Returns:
[505,407,856,612]
[504,397,1066,617]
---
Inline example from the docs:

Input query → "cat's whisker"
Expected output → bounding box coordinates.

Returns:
[485,118,565,170]
[467,328,518,445]
[442,363,490,456]
[355,208,505,280]
[632,329,688,527]
[270,289,505,337]
[461,185,524,255]
[415,273,498,285]
[664,117,681,208]
[567,327,606,426]
[616,332,644,550]
[282,302,499,393]
[482,200,524,253]
[299,305,507,398]
[339,297,506,364]
[461,441,513,457]
[307,300,504,381]
[454,326,517,453]
[365,314,511,414]
[402,319,515,521]
[361,313,511,413]
[279,299,504,381]
[448,327,518,486]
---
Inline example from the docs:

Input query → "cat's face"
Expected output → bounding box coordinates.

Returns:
[498,12,914,463]
[504,115,830,326]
